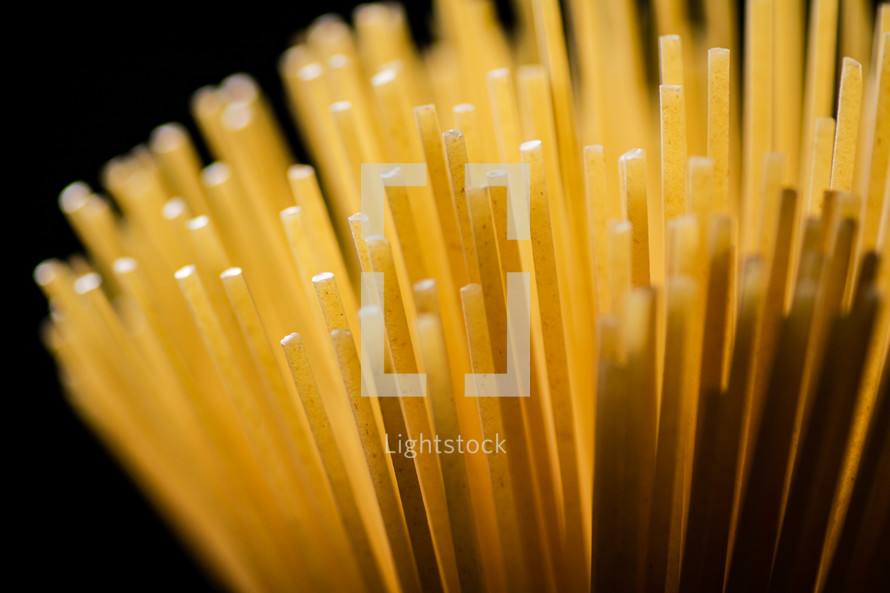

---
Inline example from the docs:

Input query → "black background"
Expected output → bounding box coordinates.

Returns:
[16,2,446,590]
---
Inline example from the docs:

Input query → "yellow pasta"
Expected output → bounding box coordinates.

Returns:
[35,2,889,592]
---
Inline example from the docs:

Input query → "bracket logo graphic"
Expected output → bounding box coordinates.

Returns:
[360,162,531,398]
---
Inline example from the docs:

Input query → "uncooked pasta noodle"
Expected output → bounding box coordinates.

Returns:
[34,1,890,592]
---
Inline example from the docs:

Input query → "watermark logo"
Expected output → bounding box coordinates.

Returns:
[385,432,507,458]
[360,162,531,398]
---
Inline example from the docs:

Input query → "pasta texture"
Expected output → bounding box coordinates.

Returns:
[35,1,890,592]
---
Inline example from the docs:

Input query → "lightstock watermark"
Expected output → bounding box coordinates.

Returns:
[385,433,507,459]
[359,162,533,402]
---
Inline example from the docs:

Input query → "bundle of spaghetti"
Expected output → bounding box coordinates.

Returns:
[34,0,890,592]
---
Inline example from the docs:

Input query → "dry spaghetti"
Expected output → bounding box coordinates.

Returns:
[35,1,890,592]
